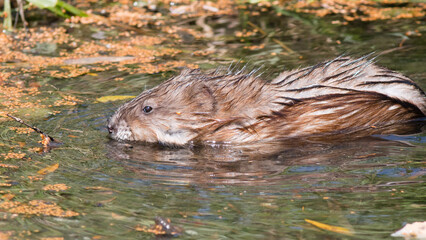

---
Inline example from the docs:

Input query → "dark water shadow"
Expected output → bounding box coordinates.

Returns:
[106,121,425,188]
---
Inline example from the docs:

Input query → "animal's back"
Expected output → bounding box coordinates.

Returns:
[200,56,426,142]
[108,56,426,145]
[272,56,426,114]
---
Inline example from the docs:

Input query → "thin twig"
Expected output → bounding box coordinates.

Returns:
[14,8,19,28]
[272,38,295,54]
[196,15,213,38]
[6,113,56,142]
[16,0,28,29]
[247,21,267,36]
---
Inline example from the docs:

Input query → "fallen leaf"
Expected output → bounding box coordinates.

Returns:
[305,219,353,235]
[2,194,15,200]
[40,134,52,147]
[37,163,59,175]
[391,221,426,239]
[96,95,135,103]
[0,163,19,169]
[111,212,125,220]
[43,184,70,192]
[0,231,13,239]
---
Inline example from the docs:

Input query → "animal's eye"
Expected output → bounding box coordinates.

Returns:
[143,106,153,113]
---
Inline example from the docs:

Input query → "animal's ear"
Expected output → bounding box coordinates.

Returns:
[187,84,216,113]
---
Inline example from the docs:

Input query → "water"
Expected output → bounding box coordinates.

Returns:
[1,10,425,239]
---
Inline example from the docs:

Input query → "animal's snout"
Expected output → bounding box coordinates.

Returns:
[107,125,114,134]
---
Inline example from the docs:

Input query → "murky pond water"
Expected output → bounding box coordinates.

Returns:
[1,11,425,239]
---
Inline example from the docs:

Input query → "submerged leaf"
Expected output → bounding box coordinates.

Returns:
[37,163,59,175]
[305,219,353,235]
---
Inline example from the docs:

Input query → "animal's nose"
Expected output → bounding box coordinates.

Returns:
[107,125,114,134]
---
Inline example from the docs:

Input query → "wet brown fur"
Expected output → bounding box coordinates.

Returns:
[108,56,426,145]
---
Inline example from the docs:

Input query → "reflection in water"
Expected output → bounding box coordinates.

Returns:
[107,121,425,187]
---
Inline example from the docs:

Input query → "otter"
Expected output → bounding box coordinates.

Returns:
[107,56,426,146]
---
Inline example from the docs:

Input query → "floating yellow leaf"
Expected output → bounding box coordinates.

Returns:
[38,163,59,175]
[95,95,135,103]
[305,219,353,235]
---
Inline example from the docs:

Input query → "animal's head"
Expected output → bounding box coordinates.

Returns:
[107,70,217,145]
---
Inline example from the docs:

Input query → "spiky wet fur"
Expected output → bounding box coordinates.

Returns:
[108,56,426,145]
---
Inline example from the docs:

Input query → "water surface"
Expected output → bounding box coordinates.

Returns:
[1,11,425,239]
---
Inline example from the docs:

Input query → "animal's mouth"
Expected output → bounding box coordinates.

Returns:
[107,125,114,135]
[106,129,117,140]
[113,129,133,141]
[107,122,134,141]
